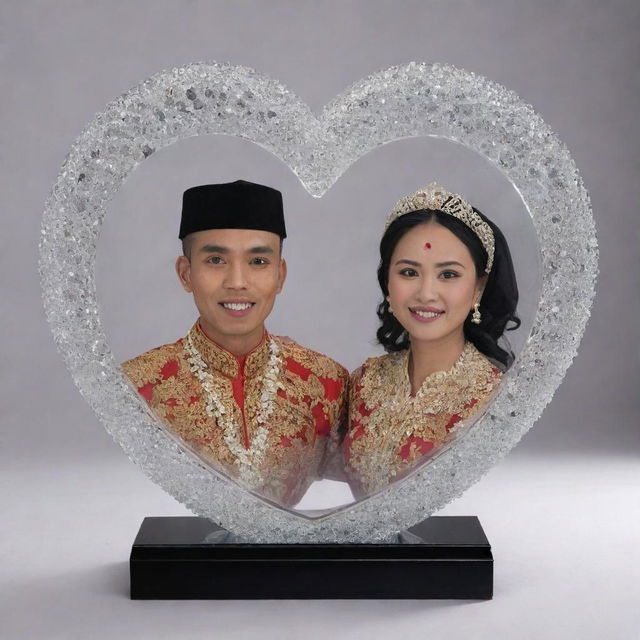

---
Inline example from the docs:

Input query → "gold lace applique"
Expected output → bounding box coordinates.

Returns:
[121,327,348,506]
[345,342,502,495]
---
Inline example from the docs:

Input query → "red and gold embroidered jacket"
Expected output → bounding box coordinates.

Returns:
[122,322,348,507]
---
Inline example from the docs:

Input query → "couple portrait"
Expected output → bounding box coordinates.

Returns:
[122,178,520,508]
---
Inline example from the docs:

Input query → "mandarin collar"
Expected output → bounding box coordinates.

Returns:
[186,321,271,379]
[402,341,478,399]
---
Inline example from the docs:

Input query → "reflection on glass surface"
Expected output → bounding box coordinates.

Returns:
[121,180,521,510]
[103,137,535,515]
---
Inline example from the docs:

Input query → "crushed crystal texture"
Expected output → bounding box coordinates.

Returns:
[40,62,597,542]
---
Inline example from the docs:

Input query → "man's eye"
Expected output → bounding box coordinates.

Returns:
[399,268,418,277]
[207,256,225,264]
[251,257,269,265]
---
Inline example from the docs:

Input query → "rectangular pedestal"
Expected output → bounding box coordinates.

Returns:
[130,516,493,599]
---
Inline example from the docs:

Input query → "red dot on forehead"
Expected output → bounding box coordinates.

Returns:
[424,242,432,249]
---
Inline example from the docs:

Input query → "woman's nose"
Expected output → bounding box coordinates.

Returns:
[416,276,438,302]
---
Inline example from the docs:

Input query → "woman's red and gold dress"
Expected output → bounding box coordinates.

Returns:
[343,342,502,497]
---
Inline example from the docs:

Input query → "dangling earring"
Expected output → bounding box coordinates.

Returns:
[471,302,481,324]
[387,297,394,315]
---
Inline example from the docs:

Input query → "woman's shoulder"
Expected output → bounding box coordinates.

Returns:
[350,351,406,384]
[464,343,504,391]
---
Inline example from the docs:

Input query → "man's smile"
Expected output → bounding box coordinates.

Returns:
[218,300,256,317]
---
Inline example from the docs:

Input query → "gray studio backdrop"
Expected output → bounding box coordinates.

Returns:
[2,0,638,471]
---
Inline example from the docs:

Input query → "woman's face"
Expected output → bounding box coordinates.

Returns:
[387,221,485,348]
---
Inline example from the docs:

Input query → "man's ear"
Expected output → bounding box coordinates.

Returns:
[276,258,287,294]
[175,255,193,293]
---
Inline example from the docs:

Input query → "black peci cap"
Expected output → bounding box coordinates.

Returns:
[179,180,286,240]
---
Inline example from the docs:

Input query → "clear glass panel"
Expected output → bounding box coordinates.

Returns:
[98,134,539,515]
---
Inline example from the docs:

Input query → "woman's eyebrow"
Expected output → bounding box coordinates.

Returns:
[435,260,466,268]
[394,259,421,267]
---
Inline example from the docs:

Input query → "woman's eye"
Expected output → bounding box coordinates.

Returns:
[439,270,459,279]
[399,268,418,277]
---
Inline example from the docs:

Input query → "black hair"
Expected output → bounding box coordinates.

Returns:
[181,236,195,259]
[376,208,520,368]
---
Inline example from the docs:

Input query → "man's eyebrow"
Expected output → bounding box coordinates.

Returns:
[248,246,275,254]
[199,244,229,254]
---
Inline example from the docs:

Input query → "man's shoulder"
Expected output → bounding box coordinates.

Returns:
[121,339,185,385]
[273,336,348,381]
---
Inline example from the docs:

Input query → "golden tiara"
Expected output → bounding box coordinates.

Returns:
[384,182,495,273]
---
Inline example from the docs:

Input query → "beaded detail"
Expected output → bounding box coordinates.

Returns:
[184,327,283,488]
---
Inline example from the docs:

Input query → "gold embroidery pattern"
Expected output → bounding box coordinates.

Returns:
[184,328,283,489]
[344,342,502,496]
[121,324,348,507]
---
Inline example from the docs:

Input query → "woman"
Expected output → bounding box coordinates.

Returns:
[344,183,520,497]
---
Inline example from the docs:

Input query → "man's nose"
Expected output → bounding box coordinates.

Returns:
[223,263,248,289]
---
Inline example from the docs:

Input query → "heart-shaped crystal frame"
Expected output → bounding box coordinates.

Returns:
[40,62,597,542]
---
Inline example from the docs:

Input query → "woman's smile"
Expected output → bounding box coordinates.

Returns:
[409,306,445,322]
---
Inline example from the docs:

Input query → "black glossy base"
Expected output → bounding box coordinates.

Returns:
[130,516,493,599]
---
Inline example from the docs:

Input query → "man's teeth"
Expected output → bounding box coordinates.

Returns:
[222,302,253,310]
[414,310,441,318]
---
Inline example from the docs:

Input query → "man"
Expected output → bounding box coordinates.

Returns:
[122,180,348,508]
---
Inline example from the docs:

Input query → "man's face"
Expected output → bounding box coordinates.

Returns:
[176,228,286,354]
